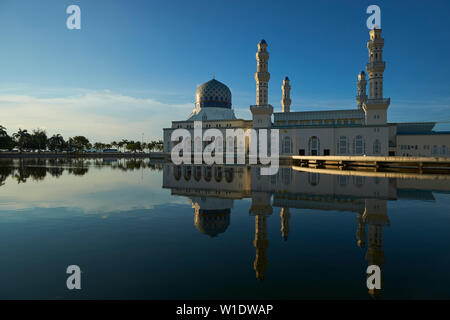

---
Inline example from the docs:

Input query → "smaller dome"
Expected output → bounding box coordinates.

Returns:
[259,39,267,45]
[284,76,289,81]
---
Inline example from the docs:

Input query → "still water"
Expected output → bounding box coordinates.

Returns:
[0,158,449,299]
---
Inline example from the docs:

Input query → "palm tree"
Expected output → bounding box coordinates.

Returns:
[13,129,31,151]
[94,142,104,151]
[148,140,156,152]
[111,141,118,150]
[31,129,47,151]
[117,141,124,152]
[0,125,7,137]
[156,140,164,152]
[120,139,129,152]
[47,134,66,152]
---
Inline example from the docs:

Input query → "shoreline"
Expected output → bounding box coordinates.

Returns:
[0,152,168,159]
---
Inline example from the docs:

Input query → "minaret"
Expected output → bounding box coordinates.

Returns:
[363,28,390,125]
[253,215,269,281]
[250,40,273,129]
[356,71,367,110]
[281,77,291,113]
[255,39,270,106]
[249,191,273,281]
[280,207,290,240]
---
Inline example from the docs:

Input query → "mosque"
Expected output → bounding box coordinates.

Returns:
[163,28,450,158]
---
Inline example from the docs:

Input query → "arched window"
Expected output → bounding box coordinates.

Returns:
[183,165,192,181]
[308,173,320,186]
[282,168,291,185]
[432,145,438,155]
[174,166,181,181]
[338,175,349,186]
[441,145,448,156]
[308,136,320,156]
[203,166,212,182]
[283,136,292,154]
[373,139,381,154]
[214,167,222,182]
[353,135,365,154]
[225,168,234,183]
[353,176,365,187]
[270,173,277,185]
[194,166,201,181]
[338,136,347,154]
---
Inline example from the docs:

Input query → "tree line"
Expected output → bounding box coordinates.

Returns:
[0,125,164,153]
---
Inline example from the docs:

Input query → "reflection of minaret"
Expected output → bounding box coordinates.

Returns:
[363,199,390,298]
[280,207,290,241]
[254,215,269,281]
[249,192,273,281]
[355,211,366,248]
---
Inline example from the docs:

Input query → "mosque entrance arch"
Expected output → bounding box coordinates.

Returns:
[308,136,320,156]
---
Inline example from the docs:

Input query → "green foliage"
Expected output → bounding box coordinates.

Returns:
[47,134,66,151]
[1,125,165,153]
[68,136,90,152]
[0,126,15,150]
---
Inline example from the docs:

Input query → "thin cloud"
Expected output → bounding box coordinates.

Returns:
[0,90,192,142]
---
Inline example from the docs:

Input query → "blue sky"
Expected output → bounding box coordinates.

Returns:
[0,0,449,141]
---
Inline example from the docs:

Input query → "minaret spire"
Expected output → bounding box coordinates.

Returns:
[281,77,291,113]
[255,39,270,106]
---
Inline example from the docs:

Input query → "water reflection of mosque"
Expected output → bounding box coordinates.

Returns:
[163,164,450,297]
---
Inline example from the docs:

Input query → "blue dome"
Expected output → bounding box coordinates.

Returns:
[195,79,232,109]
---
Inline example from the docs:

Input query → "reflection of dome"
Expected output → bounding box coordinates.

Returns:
[195,79,232,109]
[194,209,230,237]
